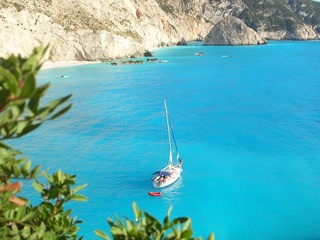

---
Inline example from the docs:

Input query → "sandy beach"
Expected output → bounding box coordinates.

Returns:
[42,60,100,69]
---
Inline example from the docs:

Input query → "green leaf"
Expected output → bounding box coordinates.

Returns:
[32,182,44,193]
[43,231,56,240]
[9,105,21,119]
[36,82,50,97]
[115,215,125,228]
[0,65,18,93]
[20,209,38,222]
[110,226,125,236]
[41,201,54,211]
[125,219,134,233]
[42,171,52,181]
[56,169,63,182]
[207,232,215,240]
[30,165,41,178]
[10,223,19,235]
[132,202,142,221]
[145,212,160,226]
[48,189,59,199]
[182,218,191,231]
[94,229,110,240]
[20,74,36,98]
[107,218,117,227]
[181,229,193,238]
[164,205,173,226]
[12,164,21,176]
[1,191,11,203]
[70,194,88,202]
[18,123,42,137]
[16,121,29,135]
[171,217,189,225]
[72,183,87,194]
[16,206,26,219]
[46,94,72,112]
[0,88,11,107]
[0,141,10,149]
[21,226,31,238]
[21,160,31,175]
[38,222,46,238]
[175,222,181,239]
[27,83,50,113]
[49,104,72,120]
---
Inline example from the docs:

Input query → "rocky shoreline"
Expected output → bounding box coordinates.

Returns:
[1,0,320,62]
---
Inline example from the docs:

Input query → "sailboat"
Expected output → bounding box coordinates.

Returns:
[151,101,183,188]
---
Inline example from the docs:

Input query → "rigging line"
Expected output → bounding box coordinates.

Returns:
[170,127,179,154]
[164,101,173,160]
[160,105,166,154]
[166,109,179,154]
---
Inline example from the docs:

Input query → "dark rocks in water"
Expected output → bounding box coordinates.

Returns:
[144,50,154,57]
[177,37,188,46]
[146,58,158,62]
[121,60,144,65]
[204,16,266,46]
[112,59,145,65]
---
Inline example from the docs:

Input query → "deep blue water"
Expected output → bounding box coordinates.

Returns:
[11,41,320,239]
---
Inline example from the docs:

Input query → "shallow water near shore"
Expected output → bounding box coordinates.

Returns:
[13,41,320,239]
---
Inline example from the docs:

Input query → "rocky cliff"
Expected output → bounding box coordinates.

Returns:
[204,16,266,45]
[0,0,319,61]
[238,0,320,39]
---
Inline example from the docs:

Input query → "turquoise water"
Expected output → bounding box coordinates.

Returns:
[12,41,320,239]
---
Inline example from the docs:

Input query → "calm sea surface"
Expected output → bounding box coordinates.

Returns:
[12,41,320,239]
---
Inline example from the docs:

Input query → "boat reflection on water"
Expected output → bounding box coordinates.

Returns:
[160,177,183,202]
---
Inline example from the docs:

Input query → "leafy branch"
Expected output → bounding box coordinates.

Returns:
[0,46,86,239]
[0,46,72,140]
[95,202,215,240]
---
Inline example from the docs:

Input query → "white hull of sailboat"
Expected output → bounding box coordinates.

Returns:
[152,164,182,188]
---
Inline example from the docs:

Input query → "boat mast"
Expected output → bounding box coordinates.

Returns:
[164,101,173,166]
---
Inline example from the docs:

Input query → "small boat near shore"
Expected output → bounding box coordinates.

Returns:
[195,52,204,56]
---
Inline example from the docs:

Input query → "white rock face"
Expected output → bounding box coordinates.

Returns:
[284,24,317,40]
[0,0,212,61]
[0,0,318,60]
[0,8,64,58]
[260,24,317,40]
[203,16,266,45]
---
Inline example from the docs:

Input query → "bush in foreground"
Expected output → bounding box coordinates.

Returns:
[0,46,214,239]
